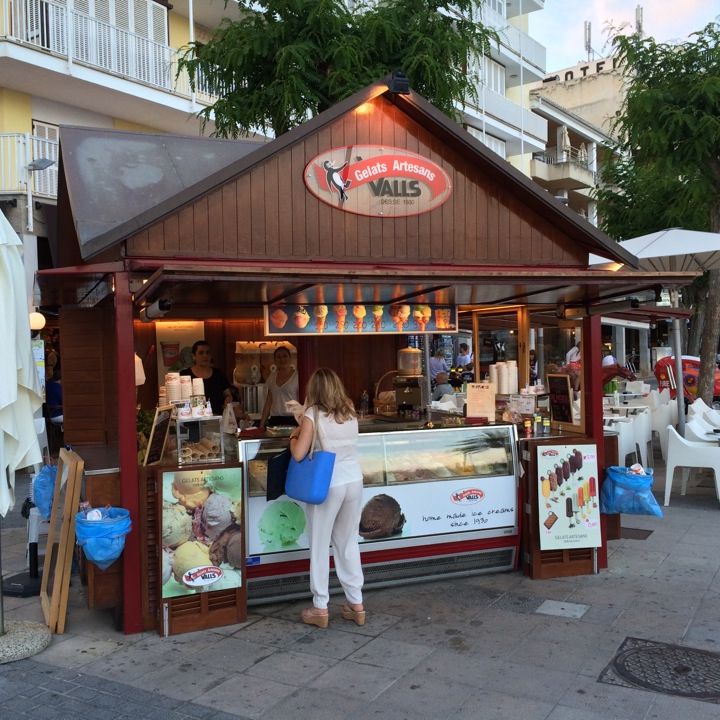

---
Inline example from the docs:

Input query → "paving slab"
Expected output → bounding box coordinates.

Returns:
[308,659,404,701]
[244,649,335,686]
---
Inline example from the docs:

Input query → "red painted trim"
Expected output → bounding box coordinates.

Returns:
[246,535,519,579]
[115,272,143,633]
[36,262,124,276]
[584,314,607,570]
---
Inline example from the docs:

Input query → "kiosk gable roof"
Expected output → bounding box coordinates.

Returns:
[57,79,638,268]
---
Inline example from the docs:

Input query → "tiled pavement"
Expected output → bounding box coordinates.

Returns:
[2,452,720,720]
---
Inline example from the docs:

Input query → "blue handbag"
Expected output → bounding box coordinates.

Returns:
[285,408,336,505]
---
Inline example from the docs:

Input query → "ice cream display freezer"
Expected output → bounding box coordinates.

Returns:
[240,424,520,603]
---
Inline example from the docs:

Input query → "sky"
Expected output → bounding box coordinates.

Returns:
[529,0,720,72]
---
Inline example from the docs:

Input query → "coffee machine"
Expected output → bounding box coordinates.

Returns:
[393,375,428,418]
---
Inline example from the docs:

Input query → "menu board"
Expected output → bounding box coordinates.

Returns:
[546,374,573,424]
[466,382,496,420]
[264,302,457,336]
[143,404,173,466]
[536,444,601,550]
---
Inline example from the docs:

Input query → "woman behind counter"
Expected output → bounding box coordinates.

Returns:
[260,346,299,428]
[289,367,365,629]
[180,340,231,415]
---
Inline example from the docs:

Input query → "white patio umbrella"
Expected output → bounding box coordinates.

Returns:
[0,209,43,642]
[589,227,720,436]
[589,228,720,271]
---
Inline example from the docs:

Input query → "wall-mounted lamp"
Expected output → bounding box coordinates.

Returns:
[27,158,56,172]
[29,310,46,331]
[139,298,172,322]
[389,70,410,95]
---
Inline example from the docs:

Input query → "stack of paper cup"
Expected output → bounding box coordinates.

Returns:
[488,364,498,388]
[158,386,167,405]
[165,372,181,402]
[192,378,205,397]
[506,360,518,394]
[180,375,192,399]
[496,362,509,394]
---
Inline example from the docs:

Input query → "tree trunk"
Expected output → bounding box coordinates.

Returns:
[687,288,705,357]
[697,200,720,403]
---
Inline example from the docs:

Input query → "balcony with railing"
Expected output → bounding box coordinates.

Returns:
[531,146,596,190]
[0,0,218,106]
[0,133,59,199]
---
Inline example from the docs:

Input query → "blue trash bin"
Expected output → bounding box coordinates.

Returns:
[75,507,132,571]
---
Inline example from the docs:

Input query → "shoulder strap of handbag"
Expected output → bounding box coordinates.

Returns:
[309,406,322,459]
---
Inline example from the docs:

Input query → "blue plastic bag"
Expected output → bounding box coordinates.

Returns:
[33,465,57,520]
[600,466,663,517]
[75,507,132,571]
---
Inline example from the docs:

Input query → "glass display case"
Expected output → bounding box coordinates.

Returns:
[240,425,518,564]
[176,416,225,465]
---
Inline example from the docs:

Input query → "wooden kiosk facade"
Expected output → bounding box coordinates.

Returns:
[39,80,693,633]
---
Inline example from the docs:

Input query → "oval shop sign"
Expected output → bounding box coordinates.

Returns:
[304,145,453,217]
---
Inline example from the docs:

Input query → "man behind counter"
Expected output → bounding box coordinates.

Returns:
[180,340,231,415]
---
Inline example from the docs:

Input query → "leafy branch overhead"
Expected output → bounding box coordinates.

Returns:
[597,22,720,402]
[178,0,498,138]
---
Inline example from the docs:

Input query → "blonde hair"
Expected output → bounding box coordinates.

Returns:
[305,368,356,422]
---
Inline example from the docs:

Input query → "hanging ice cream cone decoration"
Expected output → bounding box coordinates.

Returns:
[372,304,384,331]
[413,304,431,332]
[294,305,310,329]
[336,305,347,332]
[389,304,411,332]
[353,305,367,332]
[314,305,328,332]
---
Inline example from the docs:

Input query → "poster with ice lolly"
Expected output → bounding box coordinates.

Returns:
[161,468,243,599]
[536,444,601,550]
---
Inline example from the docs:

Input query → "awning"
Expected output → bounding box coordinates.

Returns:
[36,260,696,313]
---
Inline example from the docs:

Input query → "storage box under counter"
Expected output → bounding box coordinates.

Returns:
[176,415,225,465]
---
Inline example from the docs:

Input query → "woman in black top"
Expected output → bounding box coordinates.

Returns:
[180,340,231,415]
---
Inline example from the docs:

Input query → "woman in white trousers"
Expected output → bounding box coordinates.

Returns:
[289,368,365,628]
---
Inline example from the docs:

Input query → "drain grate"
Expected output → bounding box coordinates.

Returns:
[620,527,653,540]
[599,637,720,704]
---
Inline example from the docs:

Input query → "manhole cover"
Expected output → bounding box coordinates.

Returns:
[599,637,720,704]
[491,593,544,614]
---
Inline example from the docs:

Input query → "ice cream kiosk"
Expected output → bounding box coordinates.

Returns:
[38,78,696,636]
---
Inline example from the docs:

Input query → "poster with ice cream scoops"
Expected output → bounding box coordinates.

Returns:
[161,468,243,599]
[264,302,457,336]
[536,444,601,550]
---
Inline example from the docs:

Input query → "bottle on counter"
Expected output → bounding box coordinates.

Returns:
[543,418,551,436]
[359,390,369,418]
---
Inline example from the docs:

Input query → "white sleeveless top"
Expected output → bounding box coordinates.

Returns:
[304,407,362,487]
[266,369,299,416]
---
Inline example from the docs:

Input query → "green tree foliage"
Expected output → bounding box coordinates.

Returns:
[178,0,497,138]
[597,23,720,401]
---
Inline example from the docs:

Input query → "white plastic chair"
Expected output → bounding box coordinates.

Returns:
[664,425,720,506]
[632,409,652,468]
[659,388,671,404]
[686,419,717,444]
[624,380,645,394]
[703,409,720,428]
[606,417,638,467]
[649,404,672,462]
[689,397,713,418]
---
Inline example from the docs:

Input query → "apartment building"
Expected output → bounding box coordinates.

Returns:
[0,0,251,305]
[527,56,625,228]
[464,0,547,164]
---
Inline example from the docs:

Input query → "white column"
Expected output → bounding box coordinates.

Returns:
[613,326,626,368]
[638,329,651,376]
